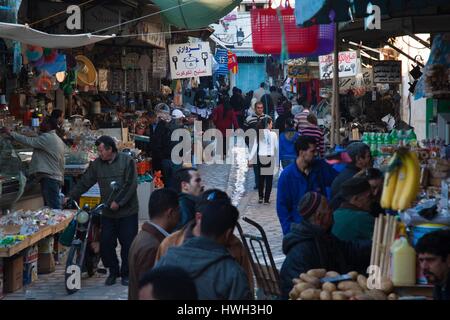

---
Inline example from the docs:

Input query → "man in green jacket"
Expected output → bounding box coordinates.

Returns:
[2,117,65,209]
[66,135,138,286]
[332,177,375,241]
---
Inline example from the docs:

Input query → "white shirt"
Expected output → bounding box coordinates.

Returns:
[249,129,279,159]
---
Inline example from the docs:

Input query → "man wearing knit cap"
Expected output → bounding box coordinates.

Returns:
[331,177,375,241]
[280,192,371,299]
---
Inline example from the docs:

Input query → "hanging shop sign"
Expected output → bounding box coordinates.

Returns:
[339,68,374,93]
[215,48,229,76]
[373,60,401,83]
[319,51,358,79]
[168,42,212,79]
[288,65,310,80]
[136,22,166,49]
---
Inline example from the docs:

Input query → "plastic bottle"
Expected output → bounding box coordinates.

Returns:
[391,129,399,146]
[31,109,40,128]
[407,129,418,147]
[390,237,416,286]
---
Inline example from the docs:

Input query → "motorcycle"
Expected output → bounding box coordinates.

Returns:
[63,181,120,294]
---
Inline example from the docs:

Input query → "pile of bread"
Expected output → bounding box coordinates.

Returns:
[289,269,398,300]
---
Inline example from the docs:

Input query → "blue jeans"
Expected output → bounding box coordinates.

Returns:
[100,214,138,277]
[162,159,182,189]
[40,177,62,209]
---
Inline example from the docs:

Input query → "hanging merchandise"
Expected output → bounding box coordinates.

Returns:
[173,80,183,106]
[415,33,450,100]
[60,70,77,95]
[75,55,97,87]
[138,54,151,92]
[251,1,319,54]
[36,53,67,75]
[227,50,238,74]
[31,71,58,94]
[25,45,43,62]
[214,48,229,76]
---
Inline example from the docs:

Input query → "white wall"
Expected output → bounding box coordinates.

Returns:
[395,35,430,141]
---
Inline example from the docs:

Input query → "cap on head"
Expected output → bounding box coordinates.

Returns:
[172,109,185,119]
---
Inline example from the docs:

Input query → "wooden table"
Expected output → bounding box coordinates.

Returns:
[0,213,74,258]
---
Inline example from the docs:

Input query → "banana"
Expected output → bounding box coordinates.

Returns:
[397,151,420,210]
[380,153,400,209]
[391,154,408,211]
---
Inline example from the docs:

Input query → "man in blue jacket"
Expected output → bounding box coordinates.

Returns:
[276,135,338,235]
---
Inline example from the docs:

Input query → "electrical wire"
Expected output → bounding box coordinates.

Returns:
[114,28,212,38]
[29,0,95,26]
[401,37,427,50]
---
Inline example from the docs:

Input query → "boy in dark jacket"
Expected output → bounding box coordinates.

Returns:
[280,192,371,299]
[155,200,251,300]
[172,167,204,230]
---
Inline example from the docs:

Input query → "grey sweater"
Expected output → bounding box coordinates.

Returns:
[69,152,138,219]
[11,130,65,183]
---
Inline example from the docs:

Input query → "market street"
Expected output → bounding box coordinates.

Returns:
[3,143,284,300]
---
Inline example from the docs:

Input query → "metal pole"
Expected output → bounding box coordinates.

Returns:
[331,23,340,146]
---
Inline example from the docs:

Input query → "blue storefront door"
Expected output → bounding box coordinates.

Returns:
[236,61,266,94]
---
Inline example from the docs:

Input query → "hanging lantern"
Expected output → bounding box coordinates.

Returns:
[251,1,319,54]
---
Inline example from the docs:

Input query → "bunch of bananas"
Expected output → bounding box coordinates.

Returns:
[381,149,420,211]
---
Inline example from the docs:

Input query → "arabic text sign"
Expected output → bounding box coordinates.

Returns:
[169,42,212,79]
[373,61,401,83]
[288,65,310,80]
[339,68,374,92]
[319,51,358,79]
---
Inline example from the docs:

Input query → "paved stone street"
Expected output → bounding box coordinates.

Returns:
[4,143,284,300]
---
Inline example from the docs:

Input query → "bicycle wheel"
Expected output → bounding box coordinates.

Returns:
[64,245,82,294]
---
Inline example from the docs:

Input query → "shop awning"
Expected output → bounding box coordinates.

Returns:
[151,0,242,29]
[295,0,450,26]
[0,22,114,48]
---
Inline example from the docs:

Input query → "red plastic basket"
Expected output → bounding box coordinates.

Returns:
[251,4,319,54]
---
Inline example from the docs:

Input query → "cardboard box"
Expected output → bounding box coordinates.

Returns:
[38,253,55,274]
[0,258,4,299]
[38,237,54,254]
[23,245,39,285]
[4,255,24,293]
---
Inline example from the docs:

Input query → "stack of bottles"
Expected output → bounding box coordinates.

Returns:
[362,129,418,157]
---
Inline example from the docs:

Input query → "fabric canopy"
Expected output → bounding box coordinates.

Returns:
[0,22,114,48]
[152,0,242,29]
[295,0,450,26]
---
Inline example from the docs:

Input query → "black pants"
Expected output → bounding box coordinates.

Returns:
[258,156,274,202]
[100,214,138,277]
[40,177,61,209]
